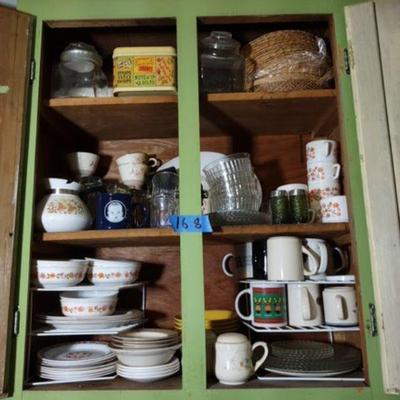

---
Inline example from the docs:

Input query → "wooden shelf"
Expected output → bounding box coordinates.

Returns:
[45,89,337,141]
[205,223,349,243]
[201,89,338,136]
[37,228,180,247]
[45,95,178,140]
[36,224,348,247]
[28,374,181,391]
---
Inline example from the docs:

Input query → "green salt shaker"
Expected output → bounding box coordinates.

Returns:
[270,190,290,224]
[289,189,311,224]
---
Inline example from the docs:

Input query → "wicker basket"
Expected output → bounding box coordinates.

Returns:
[242,30,332,92]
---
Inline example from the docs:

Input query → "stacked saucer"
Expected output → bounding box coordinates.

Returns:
[110,329,181,382]
[37,342,116,382]
[35,309,144,331]
[174,310,239,335]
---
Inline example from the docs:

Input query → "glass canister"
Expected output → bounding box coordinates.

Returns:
[52,42,109,98]
[200,31,245,93]
[270,190,290,224]
[289,189,313,224]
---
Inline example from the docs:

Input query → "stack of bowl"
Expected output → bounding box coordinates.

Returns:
[110,329,181,382]
[32,259,88,288]
[202,153,262,213]
[174,310,239,335]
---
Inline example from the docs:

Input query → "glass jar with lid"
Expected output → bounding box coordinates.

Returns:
[200,31,245,93]
[52,42,109,98]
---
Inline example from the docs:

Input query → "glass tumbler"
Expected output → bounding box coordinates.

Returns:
[150,194,178,228]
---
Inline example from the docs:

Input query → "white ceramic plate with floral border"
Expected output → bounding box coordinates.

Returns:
[38,342,115,367]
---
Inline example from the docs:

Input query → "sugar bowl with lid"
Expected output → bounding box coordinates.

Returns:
[215,333,268,385]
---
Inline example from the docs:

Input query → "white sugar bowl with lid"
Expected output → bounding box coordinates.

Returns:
[36,178,92,232]
[215,333,268,385]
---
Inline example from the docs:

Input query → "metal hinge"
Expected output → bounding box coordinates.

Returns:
[13,307,20,336]
[344,48,351,75]
[29,59,35,82]
[367,303,378,337]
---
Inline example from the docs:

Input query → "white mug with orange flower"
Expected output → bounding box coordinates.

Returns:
[306,140,338,163]
[307,161,341,182]
[320,195,349,223]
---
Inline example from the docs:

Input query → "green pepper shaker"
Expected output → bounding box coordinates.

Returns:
[270,190,290,224]
[289,189,310,224]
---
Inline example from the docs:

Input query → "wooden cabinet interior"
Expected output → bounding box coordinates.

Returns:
[27,18,182,390]
[197,15,368,388]
[25,13,367,392]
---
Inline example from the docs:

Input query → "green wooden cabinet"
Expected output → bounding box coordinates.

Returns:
[0,0,393,399]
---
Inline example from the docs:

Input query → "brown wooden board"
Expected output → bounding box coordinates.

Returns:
[0,6,33,396]
[46,96,178,140]
[201,90,337,136]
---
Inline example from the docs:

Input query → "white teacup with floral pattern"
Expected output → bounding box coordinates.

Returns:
[320,195,349,223]
[307,161,341,182]
[306,140,338,163]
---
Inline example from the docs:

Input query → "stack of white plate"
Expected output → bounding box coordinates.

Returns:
[37,342,116,382]
[110,328,181,382]
[117,357,180,383]
[35,309,144,331]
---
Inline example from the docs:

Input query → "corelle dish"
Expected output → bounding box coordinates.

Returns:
[113,47,176,94]
[32,259,88,288]
[86,258,141,286]
[117,328,179,341]
[38,342,115,367]
[36,178,91,232]
[60,291,118,317]
[110,343,181,367]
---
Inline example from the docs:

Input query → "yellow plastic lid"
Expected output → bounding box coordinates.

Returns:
[113,46,176,58]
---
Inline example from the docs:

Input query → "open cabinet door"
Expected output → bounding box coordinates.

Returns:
[345,0,400,395]
[0,5,33,397]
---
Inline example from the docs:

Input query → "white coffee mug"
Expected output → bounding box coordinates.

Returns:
[308,181,341,222]
[303,238,328,275]
[287,283,323,327]
[267,236,319,280]
[323,286,358,326]
[320,195,349,223]
[222,242,253,280]
[307,161,341,182]
[306,140,338,163]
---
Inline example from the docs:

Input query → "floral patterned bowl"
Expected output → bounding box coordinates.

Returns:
[60,291,118,317]
[33,260,88,288]
[86,258,142,286]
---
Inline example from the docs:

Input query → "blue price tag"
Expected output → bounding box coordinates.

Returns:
[169,215,213,233]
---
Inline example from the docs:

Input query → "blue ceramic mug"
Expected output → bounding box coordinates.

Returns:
[95,192,132,229]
